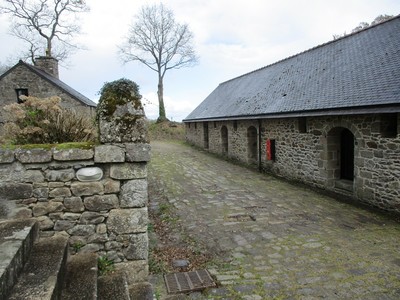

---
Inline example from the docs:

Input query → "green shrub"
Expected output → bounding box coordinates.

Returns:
[2,96,97,145]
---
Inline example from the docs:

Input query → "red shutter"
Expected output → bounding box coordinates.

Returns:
[266,139,275,161]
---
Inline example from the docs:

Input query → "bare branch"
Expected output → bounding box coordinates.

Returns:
[119,3,198,121]
[0,0,89,61]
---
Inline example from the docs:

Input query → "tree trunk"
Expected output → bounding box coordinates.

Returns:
[157,75,168,122]
[46,38,52,57]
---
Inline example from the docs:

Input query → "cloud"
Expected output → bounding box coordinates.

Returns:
[1,0,399,121]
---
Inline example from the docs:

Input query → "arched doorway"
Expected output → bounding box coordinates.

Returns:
[340,128,354,180]
[221,126,228,154]
[325,127,355,190]
[247,126,258,162]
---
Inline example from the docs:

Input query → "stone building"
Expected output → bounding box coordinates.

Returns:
[0,56,96,127]
[184,16,400,214]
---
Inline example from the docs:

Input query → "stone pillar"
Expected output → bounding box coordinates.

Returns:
[96,79,150,285]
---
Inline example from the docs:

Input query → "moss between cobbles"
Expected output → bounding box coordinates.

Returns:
[0,141,97,150]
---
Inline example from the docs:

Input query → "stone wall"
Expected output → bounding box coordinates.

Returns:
[185,113,400,215]
[0,143,151,283]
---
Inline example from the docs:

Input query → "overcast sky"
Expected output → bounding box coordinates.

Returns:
[0,0,399,121]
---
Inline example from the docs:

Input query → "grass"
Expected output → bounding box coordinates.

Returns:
[147,120,185,141]
[98,256,115,276]
[0,141,97,150]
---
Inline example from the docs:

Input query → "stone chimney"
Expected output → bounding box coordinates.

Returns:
[34,56,59,79]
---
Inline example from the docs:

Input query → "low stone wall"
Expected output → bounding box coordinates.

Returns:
[0,143,151,283]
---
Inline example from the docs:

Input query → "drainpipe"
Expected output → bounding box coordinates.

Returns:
[258,119,262,172]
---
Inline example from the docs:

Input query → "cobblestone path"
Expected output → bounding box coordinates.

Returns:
[149,141,400,300]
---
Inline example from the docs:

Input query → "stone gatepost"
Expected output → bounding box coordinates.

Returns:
[96,79,150,285]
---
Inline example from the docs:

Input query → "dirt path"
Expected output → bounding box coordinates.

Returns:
[148,141,400,299]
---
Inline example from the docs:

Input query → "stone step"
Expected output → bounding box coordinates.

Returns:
[98,271,131,300]
[8,233,69,300]
[61,252,98,300]
[0,219,39,300]
[335,179,354,192]
[129,282,154,300]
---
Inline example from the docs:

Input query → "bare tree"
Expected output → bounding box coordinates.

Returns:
[0,62,11,75]
[333,14,394,40]
[0,0,89,62]
[119,3,198,122]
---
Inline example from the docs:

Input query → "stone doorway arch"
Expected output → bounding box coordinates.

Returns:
[221,126,228,155]
[247,126,258,163]
[340,128,354,180]
[325,127,355,191]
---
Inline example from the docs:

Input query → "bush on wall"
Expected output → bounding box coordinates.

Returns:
[2,95,97,145]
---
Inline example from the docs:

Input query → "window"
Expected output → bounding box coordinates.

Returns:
[380,113,398,138]
[15,88,28,103]
[298,117,307,133]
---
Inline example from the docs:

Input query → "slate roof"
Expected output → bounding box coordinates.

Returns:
[185,15,400,121]
[0,60,97,107]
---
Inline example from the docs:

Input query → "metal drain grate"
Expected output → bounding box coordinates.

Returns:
[164,269,216,294]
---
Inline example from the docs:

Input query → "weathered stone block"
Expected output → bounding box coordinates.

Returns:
[96,223,107,234]
[107,208,148,234]
[22,170,45,183]
[70,182,104,196]
[14,207,32,219]
[79,211,106,224]
[120,179,148,208]
[67,224,96,236]
[19,198,37,205]
[95,145,125,163]
[15,149,52,163]
[49,187,72,198]
[125,143,151,162]
[53,148,94,161]
[36,216,54,230]
[110,163,147,180]
[45,169,75,182]
[80,243,103,253]
[103,179,120,194]
[84,195,118,212]
[0,183,33,200]
[64,197,84,212]
[49,212,64,220]
[105,241,121,250]
[115,260,148,284]
[88,233,108,243]
[54,220,76,231]
[97,92,148,143]
[33,187,49,198]
[123,233,148,260]
[0,149,14,163]
[49,182,65,188]
[32,201,64,217]
[62,213,81,221]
